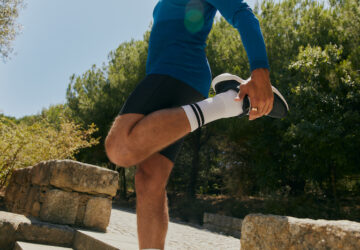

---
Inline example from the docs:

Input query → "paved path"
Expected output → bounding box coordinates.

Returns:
[106,206,240,250]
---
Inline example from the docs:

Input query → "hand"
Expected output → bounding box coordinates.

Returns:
[235,68,274,120]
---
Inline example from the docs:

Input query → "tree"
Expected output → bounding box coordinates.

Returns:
[0,110,99,188]
[287,44,360,199]
[0,0,24,60]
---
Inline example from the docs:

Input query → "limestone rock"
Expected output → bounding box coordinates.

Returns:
[13,167,33,185]
[0,211,75,249]
[241,214,360,250]
[0,211,30,250]
[5,181,31,214]
[16,217,75,246]
[83,197,112,231]
[31,161,54,186]
[46,160,118,196]
[5,160,118,231]
[40,189,79,225]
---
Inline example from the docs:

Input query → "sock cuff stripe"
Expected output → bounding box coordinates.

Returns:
[190,104,201,128]
[193,103,204,126]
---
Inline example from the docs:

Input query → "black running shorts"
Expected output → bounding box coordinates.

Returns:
[119,74,205,163]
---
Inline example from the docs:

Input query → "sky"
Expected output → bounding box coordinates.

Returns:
[0,0,255,118]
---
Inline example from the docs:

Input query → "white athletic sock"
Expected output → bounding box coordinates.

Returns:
[182,90,244,132]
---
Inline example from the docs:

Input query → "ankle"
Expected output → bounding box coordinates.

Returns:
[182,89,243,132]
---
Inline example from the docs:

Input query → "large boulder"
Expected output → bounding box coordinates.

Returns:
[5,160,119,231]
[241,214,360,250]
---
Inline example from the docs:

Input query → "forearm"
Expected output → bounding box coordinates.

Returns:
[233,10,269,71]
[206,0,269,71]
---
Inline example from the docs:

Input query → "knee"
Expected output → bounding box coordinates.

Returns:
[105,134,137,167]
[105,115,145,167]
[135,168,166,198]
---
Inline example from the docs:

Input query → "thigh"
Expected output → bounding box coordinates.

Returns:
[118,74,205,163]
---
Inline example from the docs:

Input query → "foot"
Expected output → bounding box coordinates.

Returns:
[211,73,289,119]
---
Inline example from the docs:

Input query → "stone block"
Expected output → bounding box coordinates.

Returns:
[31,161,54,186]
[6,168,37,215]
[14,241,73,250]
[0,211,30,250]
[203,213,242,238]
[241,214,360,250]
[223,215,233,228]
[232,218,243,230]
[47,160,119,196]
[74,230,119,250]
[40,189,79,225]
[16,217,75,246]
[83,197,112,231]
[10,184,31,214]
[203,223,218,232]
[75,194,91,225]
[4,181,17,209]
[24,186,40,215]
[203,212,210,223]
[31,201,41,217]
[0,211,75,249]
[5,160,118,231]
[13,167,33,185]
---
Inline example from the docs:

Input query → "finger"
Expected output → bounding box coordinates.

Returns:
[249,100,260,120]
[237,84,248,101]
[258,100,267,117]
[251,98,266,119]
[235,90,241,102]
[265,95,274,115]
[249,108,260,120]
[264,101,271,116]
[265,99,273,115]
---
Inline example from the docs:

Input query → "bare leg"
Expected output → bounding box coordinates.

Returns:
[105,107,190,167]
[135,153,173,250]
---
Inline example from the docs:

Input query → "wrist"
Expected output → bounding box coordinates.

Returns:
[251,68,270,84]
[251,68,269,77]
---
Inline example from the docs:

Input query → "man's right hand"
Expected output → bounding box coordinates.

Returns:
[235,68,273,120]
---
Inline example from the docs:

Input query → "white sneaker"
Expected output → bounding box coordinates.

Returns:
[212,73,289,118]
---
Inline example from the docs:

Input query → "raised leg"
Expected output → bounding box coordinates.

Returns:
[105,108,190,167]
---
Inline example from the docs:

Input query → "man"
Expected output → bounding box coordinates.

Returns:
[105,0,288,249]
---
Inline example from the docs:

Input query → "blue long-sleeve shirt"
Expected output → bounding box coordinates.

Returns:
[146,0,269,97]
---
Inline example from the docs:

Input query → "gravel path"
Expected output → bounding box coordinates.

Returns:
[108,207,240,250]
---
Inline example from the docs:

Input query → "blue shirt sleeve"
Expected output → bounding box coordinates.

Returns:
[205,0,270,71]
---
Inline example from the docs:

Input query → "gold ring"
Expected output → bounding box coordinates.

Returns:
[251,107,258,112]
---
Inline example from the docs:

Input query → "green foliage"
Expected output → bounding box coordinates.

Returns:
[0,0,24,60]
[0,110,99,187]
[285,44,360,193]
